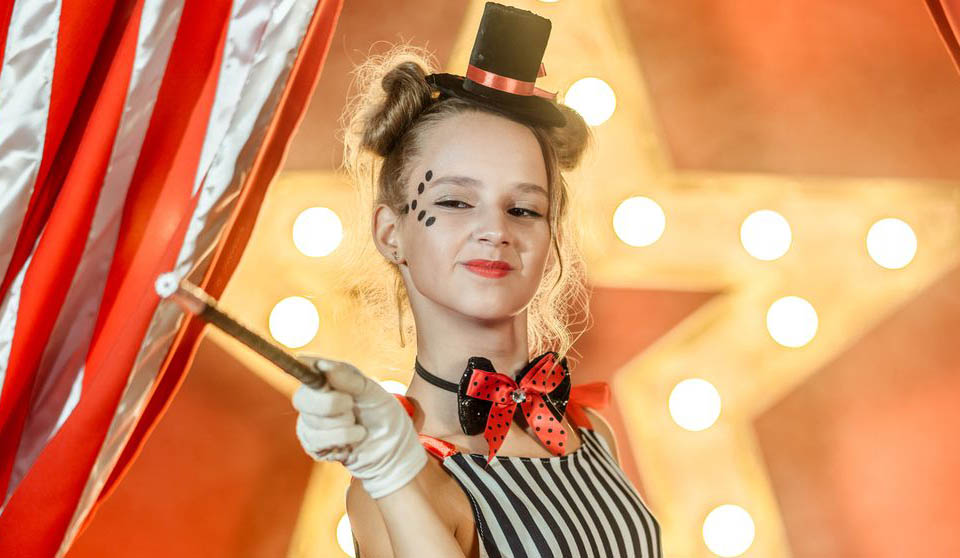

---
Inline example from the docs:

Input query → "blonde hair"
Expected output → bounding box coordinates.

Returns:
[336,43,594,368]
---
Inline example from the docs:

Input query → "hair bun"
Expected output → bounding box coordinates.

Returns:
[548,103,592,172]
[360,61,434,157]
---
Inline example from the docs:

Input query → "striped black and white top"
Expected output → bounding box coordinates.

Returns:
[439,427,663,558]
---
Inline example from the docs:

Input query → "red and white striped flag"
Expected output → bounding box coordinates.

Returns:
[924,0,960,73]
[0,0,343,554]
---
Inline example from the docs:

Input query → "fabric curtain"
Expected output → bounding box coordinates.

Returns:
[925,0,960,73]
[0,0,343,554]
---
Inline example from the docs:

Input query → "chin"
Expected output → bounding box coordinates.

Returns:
[411,270,539,321]
[449,296,532,323]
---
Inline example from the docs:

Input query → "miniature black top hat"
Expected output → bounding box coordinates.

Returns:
[426,2,566,128]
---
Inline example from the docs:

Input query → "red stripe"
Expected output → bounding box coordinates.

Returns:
[924,0,960,74]
[0,0,141,499]
[91,0,346,526]
[0,0,233,552]
[0,0,15,83]
[0,0,120,303]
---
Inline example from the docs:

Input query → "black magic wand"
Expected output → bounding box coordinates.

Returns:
[154,272,327,389]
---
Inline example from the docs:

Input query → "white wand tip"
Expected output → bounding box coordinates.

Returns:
[155,272,179,298]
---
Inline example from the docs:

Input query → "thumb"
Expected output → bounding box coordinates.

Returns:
[312,358,368,397]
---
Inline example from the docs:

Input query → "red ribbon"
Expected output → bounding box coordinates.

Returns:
[465,62,558,101]
[466,352,568,462]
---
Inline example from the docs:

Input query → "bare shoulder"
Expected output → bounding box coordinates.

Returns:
[346,456,475,558]
[582,406,620,463]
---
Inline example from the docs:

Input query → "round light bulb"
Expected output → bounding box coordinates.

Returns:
[293,207,343,257]
[268,296,320,348]
[336,513,355,557]
[702,504,756,557]
[613,196,666,247]
[668,378,722,431]
[740,210,791,261]
[565,77,616,126]
[766,296,818,348]
[866,217,917,269]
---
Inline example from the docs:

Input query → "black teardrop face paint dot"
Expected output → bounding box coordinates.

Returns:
[425,216,435,226]
[418,182,424,194]
[417,210,425,221]
[411,199,417,210]
[425,170,433,181]
[402,203,409,214]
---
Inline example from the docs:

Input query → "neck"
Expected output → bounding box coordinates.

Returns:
[405,304,532,438]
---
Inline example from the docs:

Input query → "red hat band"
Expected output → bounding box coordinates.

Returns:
[465,62,557,101]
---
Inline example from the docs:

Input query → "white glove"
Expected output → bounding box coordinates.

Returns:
[292,356,428,499]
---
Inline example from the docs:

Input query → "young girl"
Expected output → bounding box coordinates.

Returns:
[291,3,663,557]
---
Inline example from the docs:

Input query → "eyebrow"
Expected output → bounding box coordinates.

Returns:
[428,175,548,198]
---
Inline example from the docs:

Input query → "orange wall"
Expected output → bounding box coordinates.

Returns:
[67,334,313,558]
[755,263,960,557]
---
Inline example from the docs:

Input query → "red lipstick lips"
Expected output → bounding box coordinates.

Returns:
[464,259,513,278]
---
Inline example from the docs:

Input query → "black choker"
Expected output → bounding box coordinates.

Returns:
[414,358,459,393]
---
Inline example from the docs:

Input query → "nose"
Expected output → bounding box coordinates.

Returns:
[474,206,512,247]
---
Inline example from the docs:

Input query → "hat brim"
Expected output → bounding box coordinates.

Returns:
[426,72,566,128]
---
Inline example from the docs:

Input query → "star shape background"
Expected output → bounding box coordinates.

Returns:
[67,1,960,557]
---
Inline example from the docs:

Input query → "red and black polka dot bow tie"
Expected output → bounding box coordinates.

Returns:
[466,351,571,461]
[415,350,572,462]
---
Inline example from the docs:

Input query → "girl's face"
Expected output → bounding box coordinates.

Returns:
[394,110,552,321]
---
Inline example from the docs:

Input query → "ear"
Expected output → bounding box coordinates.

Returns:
[372,203,403,261]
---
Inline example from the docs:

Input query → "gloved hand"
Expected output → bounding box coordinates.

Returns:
[292,355,427,500]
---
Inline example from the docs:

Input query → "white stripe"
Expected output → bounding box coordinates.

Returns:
[500,457,574,557]
[509,456,592,557]
[0,231,45,517]
[585,428,661,553]
[578,432,650,557]
[547,456,607,553]
[564,449,621,554]
[573,438,638,557]
[0,0,60,415]
[0,249,35,473]
[475,459,547,557]
[582,430,661,557]
[489,458,564,557]
[527,445,603,556]
[0,0,60,280]
[58,0,319,553]
[1,0,187,514]
[444,459,516,556]
[192,0,274,194]
[437,430,664,557]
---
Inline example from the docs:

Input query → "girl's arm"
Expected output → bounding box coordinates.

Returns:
[348,471,465,558]
[291,356,465,557]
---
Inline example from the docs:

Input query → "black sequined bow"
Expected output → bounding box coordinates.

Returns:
[414,350,572,436]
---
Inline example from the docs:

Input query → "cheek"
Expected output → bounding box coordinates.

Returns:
[527,227,553,268]
[405,218,460,267]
